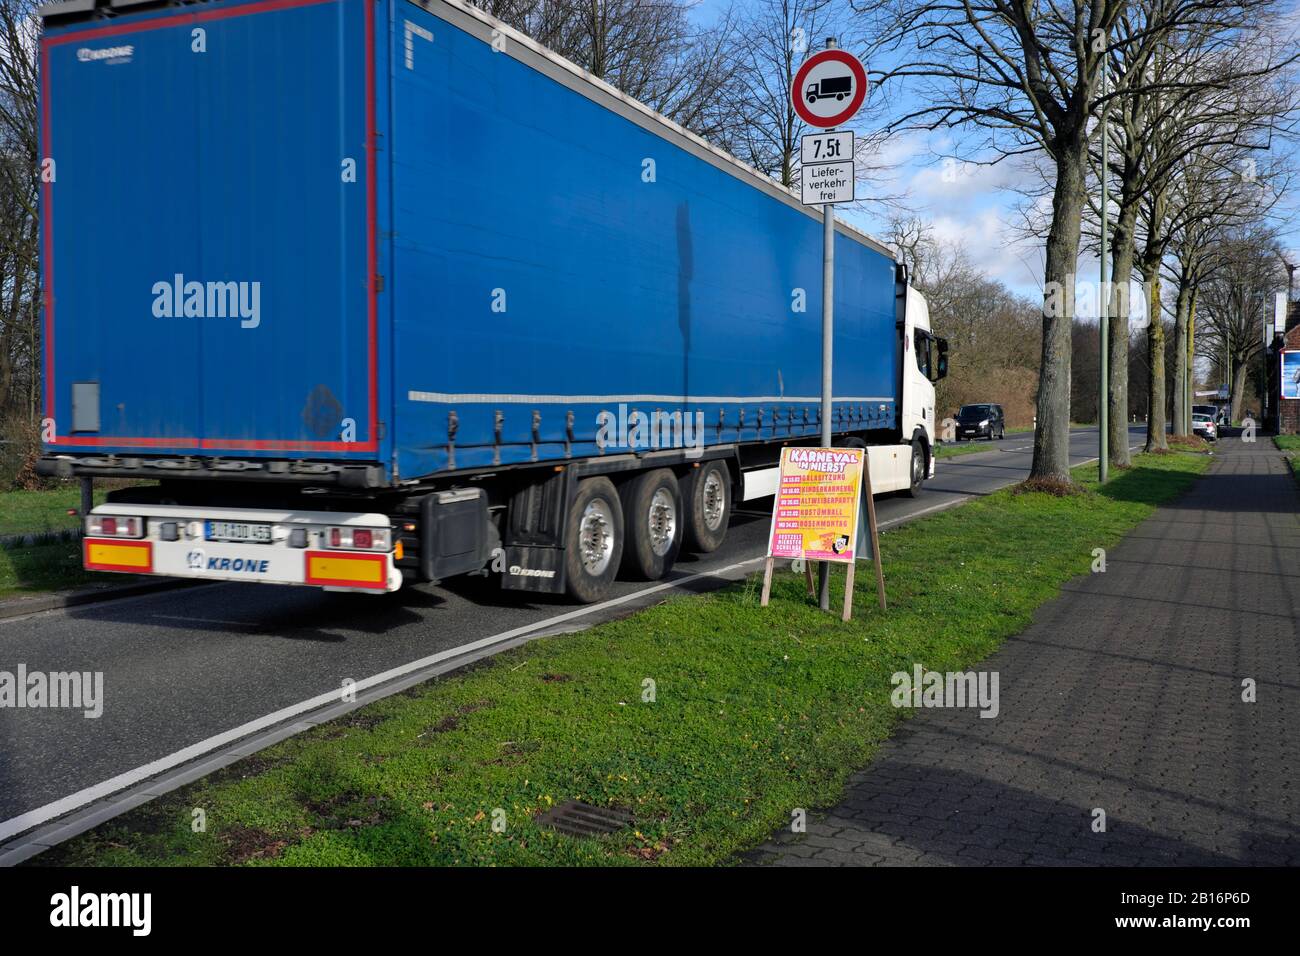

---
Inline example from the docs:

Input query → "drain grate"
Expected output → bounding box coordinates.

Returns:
[535,800,634,838]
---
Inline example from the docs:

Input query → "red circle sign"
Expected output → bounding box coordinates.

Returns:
[792,49,868,128]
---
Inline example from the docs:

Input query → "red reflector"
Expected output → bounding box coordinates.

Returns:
[102,517,117,535]
[353,530,373,549]
[330,528,341,547]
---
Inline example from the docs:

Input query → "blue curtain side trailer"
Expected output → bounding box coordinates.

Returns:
[36,0,947,602]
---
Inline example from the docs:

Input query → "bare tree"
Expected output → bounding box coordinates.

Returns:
[887,215,1043,423]
[1195,224,1291,421]
[471,0,744,140]
[1095,1,1295,457]
[886,212,933,276]
[871,0,1126,482]
[1161,139,1290,434]
[1165,158,1232,435]
[723,0,850,188]
[0,0,41,484]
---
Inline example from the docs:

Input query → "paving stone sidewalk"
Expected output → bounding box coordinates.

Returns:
[748,437,1300,866]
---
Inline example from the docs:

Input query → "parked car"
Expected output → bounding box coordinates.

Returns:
[955,403,1005,441]
[1191,413,1218,442]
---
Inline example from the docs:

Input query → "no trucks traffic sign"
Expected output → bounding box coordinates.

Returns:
[792,48,868,129]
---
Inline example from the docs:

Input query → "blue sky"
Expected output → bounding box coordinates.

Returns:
[690,0,1300,312]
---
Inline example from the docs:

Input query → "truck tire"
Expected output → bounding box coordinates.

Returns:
[564,477,624,603]
[681,459,730,554]
[902,438,925,498]
[619,468,683,581]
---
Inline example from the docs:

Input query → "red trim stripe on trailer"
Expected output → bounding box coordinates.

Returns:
[52,435,365,452]
[40,42,52,421]
[41,0,381,454]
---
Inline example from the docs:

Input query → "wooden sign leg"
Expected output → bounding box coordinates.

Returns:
[760,556,775,607]
[862,461,887,611]
[841,560,855,621]
[803,559,816,598]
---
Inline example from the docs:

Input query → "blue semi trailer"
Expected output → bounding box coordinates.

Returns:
[36,0,947,602]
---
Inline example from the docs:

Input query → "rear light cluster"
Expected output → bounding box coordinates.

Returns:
[86,515,145,538]
[325,526,391,551]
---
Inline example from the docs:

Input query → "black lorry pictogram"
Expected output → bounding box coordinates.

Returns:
[806,75,852,103]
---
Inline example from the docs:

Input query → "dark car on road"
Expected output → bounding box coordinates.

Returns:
[955,403,1005,441]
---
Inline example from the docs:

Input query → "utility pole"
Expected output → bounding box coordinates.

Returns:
[817,37,837,613]
[1187,303,1195,429]
[1263,301,1270,423]
[1227,322,1232,421]
[1098,47,1109,483]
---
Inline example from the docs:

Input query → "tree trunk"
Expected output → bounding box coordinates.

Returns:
[1171,279,1191,436]
[1143,263,1167,452]
[1230,359,1249,423]
[1031,143,1085,482]
[1107,202,1138,468]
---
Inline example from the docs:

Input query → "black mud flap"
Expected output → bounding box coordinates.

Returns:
[501,545,566,594]
[499,469,573,595]
[419,488,492,583]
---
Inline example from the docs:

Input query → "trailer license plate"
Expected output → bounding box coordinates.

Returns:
[205,520,273,544]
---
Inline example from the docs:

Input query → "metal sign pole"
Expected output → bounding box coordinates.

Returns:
[817,36,838,613]
[1099,47,1109,481]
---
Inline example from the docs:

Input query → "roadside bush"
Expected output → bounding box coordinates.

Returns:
[0,414,51,491]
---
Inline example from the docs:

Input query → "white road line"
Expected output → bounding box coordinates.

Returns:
[0,435,1126,847]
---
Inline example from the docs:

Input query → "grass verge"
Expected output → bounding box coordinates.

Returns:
[934,439,1002,460]
[1275,435,1300,481]
[0,539,145,601]
[1274,435,1300,453]
[0,487,97,537]
[0,484,157,599]
[33,451,1208,867]
[0,482,156,537]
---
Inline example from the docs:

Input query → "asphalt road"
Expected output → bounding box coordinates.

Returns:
[0,426,1143,838]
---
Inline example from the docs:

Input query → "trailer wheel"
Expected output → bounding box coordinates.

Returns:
[619,469,683,580]
[681,460,730,554]
[902,438,925,498]
[564,477,624,603]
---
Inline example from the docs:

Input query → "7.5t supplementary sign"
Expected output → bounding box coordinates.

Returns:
[801,131,853,164]
[801,159,854,205]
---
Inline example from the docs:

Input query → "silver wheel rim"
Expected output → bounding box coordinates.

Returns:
[648,488,677,557]
[701,471,725,531]
[913,449,923,485]
[579,498,615,576]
